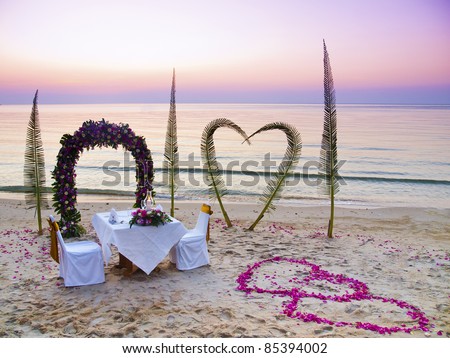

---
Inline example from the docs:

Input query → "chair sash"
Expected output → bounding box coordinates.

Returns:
[200,204,213,242]
[47,218,60,263]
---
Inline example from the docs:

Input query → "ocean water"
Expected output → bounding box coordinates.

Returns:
[0,103,449,209]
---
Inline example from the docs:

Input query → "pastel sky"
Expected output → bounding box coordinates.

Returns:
[1,0,449,104]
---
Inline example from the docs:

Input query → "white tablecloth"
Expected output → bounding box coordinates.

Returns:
[92,210,187,274]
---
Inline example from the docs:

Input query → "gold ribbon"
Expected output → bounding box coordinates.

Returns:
[47,218,60,263]
[200,204,213,242]
[200,203,213,215]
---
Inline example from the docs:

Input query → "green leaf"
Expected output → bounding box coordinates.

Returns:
[319,40,339,238]
[163,69,179,217]
[201,118,250,227]
[24,90,48,234]
[246,122,302,231]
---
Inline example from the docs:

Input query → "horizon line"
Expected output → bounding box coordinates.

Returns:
[2,101,450,106]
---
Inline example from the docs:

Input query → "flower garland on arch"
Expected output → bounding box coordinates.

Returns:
[51,119,153,237]
[236,257,430,335]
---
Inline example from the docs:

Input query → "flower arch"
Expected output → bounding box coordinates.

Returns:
[51,119,153,237]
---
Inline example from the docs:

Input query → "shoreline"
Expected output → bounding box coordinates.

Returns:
[2,192,450,227]
[0,197,448,338]
[1,189,448,211]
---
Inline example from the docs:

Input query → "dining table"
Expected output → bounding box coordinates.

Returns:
[92,209,188,275]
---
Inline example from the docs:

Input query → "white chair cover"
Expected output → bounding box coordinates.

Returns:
[49,216,105,287]
[170,211,210,270]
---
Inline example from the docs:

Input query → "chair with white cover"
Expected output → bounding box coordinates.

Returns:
[48,215,105,287]
[170,204,212,270]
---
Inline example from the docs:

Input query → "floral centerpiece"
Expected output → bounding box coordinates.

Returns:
[129,208,172,228]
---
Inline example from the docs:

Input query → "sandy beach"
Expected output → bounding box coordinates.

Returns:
[0,196,448,338]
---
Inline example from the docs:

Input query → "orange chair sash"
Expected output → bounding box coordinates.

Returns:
[47,219,60,263]
[200,204,213,242]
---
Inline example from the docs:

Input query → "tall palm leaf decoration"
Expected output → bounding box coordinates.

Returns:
[246,122,301,231]
[24,90,48,235]
[163,68,179,217]
[201,118,250,228]
[319,40,339,238]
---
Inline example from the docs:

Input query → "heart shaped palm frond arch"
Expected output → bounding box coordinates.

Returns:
[201,118,250,228]
[246,122,302,231]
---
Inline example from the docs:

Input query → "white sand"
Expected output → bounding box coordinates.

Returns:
[0,197,448,338]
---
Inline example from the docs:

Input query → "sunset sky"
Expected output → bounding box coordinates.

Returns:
[1,0,449,104]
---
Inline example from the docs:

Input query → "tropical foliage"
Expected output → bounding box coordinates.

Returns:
[246,122,302,231]
[52,119,153,237]
[201,118,250,228]
[163,69,179,217]
[24,89,49,235]
[319,40,340,238]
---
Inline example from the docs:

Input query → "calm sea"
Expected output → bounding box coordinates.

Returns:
[0,103,449,209]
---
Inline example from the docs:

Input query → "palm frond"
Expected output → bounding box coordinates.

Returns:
[319,40,339,238]
[246,122,301,231]
[163,68,179,217]
[24,90,48,234]
[201,118,250,227]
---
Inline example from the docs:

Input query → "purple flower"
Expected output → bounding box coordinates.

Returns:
[52,119,154,237]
